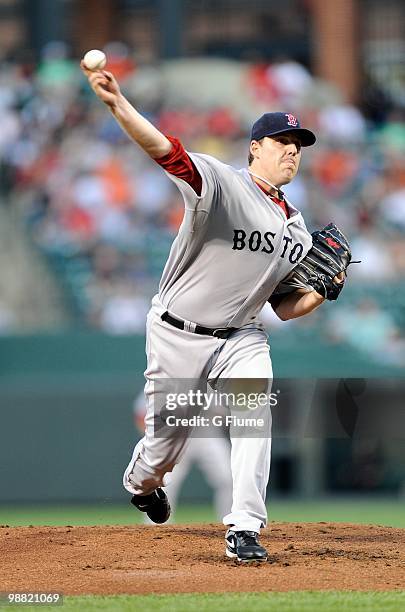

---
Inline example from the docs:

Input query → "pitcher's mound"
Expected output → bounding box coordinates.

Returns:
[1,522,404,594]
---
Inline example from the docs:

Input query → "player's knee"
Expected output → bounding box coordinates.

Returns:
[224,377,269,396]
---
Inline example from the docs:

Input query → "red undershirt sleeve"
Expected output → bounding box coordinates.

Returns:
[154,135,203,196]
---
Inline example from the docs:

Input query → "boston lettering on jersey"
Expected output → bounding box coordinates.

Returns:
[232,229,304,264]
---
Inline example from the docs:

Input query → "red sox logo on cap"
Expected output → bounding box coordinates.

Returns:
[285,113,298,127]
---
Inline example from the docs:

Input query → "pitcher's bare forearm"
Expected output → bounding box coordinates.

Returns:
[271,288,325,321]
[110,93,172,159]
[81,62,172,159]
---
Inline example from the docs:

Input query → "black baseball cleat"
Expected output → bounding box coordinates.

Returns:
[225,529,268,563]
[131,488,171,524]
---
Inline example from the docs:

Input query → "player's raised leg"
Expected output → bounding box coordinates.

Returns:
[123,307,221,522]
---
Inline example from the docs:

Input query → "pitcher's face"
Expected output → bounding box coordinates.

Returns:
[250,134,302,187]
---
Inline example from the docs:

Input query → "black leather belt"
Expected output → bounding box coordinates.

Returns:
[161,311,237,339]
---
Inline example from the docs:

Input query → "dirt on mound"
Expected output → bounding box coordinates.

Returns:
[0,522,404,595]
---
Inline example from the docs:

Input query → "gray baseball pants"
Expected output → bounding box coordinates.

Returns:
[123,296,273,533]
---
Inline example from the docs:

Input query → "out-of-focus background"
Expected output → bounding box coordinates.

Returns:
[0,0,404,526]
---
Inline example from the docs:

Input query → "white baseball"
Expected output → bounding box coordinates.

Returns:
[83,49,107,71]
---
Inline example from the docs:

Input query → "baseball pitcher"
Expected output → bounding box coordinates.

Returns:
[81,61,352,562]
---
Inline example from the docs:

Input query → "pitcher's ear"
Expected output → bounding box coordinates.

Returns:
[250,140,261,158]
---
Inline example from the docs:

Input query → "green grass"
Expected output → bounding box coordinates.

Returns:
[266,498,405,528]
[0,498,404,527]
[0,502,213,527]
[3,592,405,611]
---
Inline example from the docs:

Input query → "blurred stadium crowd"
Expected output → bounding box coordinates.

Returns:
[0,42,404,365]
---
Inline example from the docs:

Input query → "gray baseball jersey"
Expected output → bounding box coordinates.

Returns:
[159,153,313,328]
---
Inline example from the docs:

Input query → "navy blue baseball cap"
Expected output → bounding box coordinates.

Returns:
[251,112,316,147]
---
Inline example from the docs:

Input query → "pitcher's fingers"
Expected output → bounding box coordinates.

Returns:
[80,60,93,76]
[89,73,109,87]
[101,70,114,81]
[81,60,106,79]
